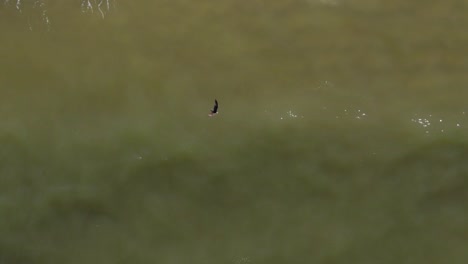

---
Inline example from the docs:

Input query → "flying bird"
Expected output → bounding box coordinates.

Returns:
[209,99,218,117]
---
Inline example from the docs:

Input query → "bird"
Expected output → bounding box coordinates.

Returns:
[209,99,218,117]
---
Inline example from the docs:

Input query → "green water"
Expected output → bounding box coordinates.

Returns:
[1,0,468,263]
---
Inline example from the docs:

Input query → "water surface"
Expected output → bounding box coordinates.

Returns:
[1,1,467,263]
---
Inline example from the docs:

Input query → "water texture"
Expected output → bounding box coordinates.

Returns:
[0,1,467,263]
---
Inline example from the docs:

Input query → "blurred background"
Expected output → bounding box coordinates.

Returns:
[0,0,467,263]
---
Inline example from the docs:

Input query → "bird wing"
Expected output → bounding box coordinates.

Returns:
[213,100,218,112]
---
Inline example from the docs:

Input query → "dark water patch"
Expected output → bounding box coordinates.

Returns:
[113,151,206,197]
[42,191,113,227]
[347,139,468,262]
[0,243,36,264]
[385,139,468,201]
[325,138,468,263]
[0,133,34,166]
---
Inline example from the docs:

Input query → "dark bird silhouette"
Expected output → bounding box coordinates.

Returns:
[209,99,218,116]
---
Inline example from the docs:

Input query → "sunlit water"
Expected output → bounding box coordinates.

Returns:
[1,1,468,264]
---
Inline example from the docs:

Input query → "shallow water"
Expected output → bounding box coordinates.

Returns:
[1,1,468,263]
